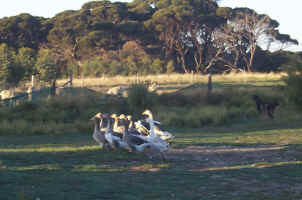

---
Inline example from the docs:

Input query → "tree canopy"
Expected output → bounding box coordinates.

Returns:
[0,0,300,88]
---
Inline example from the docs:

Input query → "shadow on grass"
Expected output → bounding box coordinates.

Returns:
[1,135,302,200]
[2,151,302,200]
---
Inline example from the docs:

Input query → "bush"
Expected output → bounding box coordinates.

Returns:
[284,62,302,108]
[127,83,158,115]
[82,59,108,77]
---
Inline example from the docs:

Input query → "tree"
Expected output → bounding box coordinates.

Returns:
[0,44,24,89]
[0,14,49,50]
[145,0,224,73]
[35,48,58,84]
[217,8,298,72]
[273,33,299,51]
[15,47,37,81]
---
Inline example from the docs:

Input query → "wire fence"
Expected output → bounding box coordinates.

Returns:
[0,77,72,107]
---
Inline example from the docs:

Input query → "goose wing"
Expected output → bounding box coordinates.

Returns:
[129,134,149,145]
[111,131,123,139]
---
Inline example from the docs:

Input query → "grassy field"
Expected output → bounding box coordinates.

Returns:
[1,119,302,200]
[1,73,302,200]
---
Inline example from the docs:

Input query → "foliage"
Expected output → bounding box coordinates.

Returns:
[0,44,24,88]
[0,13,49,49]
[284,62,302,108]
[0,74,291,135]
[15,47,37,81]
[127,82,158,114]
[82,58,108,77]
[0,0,300,86]
[35,48,58,83]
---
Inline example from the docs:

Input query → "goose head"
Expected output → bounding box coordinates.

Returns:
[127,115,132,121]
[119,114,126,120]
[110,113,118,119]
[142,109,153,119]
[90,112,103,120]
[119,114,130,128]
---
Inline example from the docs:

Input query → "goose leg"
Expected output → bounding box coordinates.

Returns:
[160,152,166,161]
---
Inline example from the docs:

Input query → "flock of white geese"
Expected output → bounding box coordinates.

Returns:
[90,110,175,159]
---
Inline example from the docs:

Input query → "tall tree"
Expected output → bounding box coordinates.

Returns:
[218,8,298,72]
[0,44,24,89]
[15,47,37,81]
[35,48,61,84]
[145,0,224,73]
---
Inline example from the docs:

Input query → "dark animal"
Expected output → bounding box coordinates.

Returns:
[252,95,279,119]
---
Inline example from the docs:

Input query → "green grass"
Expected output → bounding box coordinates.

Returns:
[2,73,302,199]
[1,119,302,200]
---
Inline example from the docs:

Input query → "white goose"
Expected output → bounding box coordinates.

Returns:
[133,110,169,153]
[90,113,110,150]
[110,113,124,136]
[120,117,160,155]
[103,113,128,150]
[137,110,175,141]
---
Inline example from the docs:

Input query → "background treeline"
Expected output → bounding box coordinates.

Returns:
[0,0,301,89]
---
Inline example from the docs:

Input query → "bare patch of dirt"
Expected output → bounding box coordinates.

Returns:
[166,145,294,170]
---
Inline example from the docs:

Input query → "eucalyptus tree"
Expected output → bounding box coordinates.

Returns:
[47,10,90,75]
[145,0,225,73]
[217,7,298,72]
[273,33,299,51]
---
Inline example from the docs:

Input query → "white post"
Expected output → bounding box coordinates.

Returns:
[27,87,33,101]
[31,75,35,88]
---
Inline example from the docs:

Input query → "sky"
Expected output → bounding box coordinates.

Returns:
[219,0,302,52]
[0,0,300,52]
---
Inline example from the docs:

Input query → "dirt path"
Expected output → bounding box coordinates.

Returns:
[166,145,295,170]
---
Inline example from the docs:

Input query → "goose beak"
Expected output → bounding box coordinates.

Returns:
[90,113,102,120]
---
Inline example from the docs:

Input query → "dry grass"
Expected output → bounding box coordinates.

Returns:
[56,72,286,88]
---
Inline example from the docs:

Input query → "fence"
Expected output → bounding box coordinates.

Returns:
[0,75,73,107]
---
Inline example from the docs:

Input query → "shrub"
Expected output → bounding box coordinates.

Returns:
[284,62,302,108]
[82,59,108,77]
[127,83,158,115]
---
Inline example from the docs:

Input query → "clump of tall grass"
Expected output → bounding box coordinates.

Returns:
[0,119,87,136]
[157,104,258,128]
[283,63,302,109]
[127,82,158,115]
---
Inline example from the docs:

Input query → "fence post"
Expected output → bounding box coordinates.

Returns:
[27,87,33,101]
[69,71,73,88]
[207,74,212,97]
[50,80,56,97]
